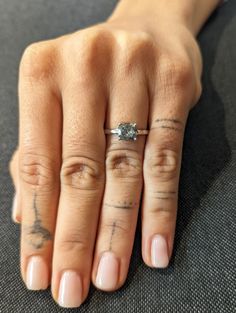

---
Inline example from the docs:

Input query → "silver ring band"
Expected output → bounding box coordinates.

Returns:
[104,122,149,141]
[104,129,149,135]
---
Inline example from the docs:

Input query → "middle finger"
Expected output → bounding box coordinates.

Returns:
[51,32,110,308]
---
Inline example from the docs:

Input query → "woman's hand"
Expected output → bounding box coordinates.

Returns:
[9,0,205,308]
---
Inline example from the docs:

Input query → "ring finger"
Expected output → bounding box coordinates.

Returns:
[92,53,149,291]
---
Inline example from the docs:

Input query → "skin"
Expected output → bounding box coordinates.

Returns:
[9,0,221,308]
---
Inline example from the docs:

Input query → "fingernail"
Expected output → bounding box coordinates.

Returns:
[26,256,49,290]
[96,251,119,291]
[58,271,83,308]
[11,193,20,223]
[151,234,169,268]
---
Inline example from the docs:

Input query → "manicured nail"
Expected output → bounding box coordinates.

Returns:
[11,193,20,223]
[58,271,83,308]
[151,234,169,268]
[26,256,49,290]
[96,251,119,291]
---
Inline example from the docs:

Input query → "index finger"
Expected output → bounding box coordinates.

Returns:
[18,40,62,289]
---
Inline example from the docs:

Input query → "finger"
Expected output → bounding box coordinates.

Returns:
[51,31,110,308]
[9,149,19,188]
[18,40,61,290]
[142,58,192,268]
[9,149,21,223]
[92,38,149,291]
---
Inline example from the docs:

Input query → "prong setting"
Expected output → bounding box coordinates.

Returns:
[117,123,138,141]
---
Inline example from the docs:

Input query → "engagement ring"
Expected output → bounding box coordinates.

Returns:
[104,123,149,141]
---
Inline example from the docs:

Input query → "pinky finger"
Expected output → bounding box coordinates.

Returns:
[9,148,21,223]
[142,108,188,268]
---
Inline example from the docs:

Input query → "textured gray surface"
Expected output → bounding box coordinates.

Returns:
[0,0,236,312]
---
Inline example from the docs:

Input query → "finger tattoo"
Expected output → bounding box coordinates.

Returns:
[152,190,177,200]
[24,193,52,249]
[109,221,116,251]
[154,196,173,200]
[155,118,183,124]
[155,191,177,194]
[154,118,183,132]
[104,200,138,210]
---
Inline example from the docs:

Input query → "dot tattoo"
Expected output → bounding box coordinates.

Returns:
[104,200,138,210]
[109,221,116,251]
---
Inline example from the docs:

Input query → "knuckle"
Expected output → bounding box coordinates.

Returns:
[104,219,131,239]
[80,27,113,49]
[63,28,113,74]
[106,150,143,180]
[60,156,104,190]
[116,31,155,73]
[148,206,176,220]
[20,41,57,81]
[19,152,57,191]
[56,231,89,254]
[195,79,203,102]
[159,54,193,90]
[144,146,179,181]
[117,30,153,51]
[9,150,18,175]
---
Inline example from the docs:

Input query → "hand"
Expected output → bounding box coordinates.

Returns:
[9,3,202,308]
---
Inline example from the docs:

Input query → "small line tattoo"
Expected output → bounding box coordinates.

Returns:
[106,204,133,209]
[156,125,182,132]
[151,207,171,214]
[26,193,52,249]
[104,200,138,210]
[106,221,127,232]
[155,196,172,200]
[62,239,84,245]
[109,221,116,251]
[155,118,183,124]
[155,191,176,194]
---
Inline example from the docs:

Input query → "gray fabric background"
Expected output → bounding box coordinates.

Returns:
[0,0,236,312]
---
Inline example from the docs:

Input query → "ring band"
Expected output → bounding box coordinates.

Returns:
[104,122,149,141]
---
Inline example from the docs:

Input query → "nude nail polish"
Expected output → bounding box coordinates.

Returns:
[96,251,119,291]
[151,234,169,268]
[26,256,49,290]
[58,271,83,308]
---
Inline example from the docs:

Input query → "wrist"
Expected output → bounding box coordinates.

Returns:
[108,0,221,36]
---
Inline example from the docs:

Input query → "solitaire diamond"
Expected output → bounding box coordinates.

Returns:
[117,123,138,141]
